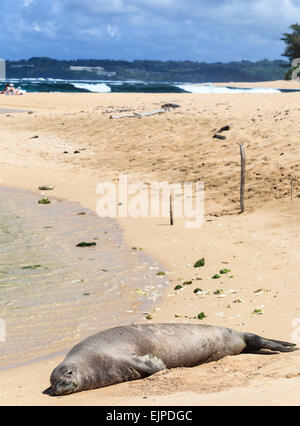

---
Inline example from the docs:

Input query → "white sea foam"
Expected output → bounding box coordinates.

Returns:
[71,82,111,93]
[21,77,47,82]
[176,84,280,94]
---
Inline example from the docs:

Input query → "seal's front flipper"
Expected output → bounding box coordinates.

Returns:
[243,333,298,353]
[131,354,166,376]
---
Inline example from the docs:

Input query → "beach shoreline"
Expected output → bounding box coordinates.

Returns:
[1,83,300,405]
[0,185,169,369]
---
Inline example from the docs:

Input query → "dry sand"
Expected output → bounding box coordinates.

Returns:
[0,80,300,405]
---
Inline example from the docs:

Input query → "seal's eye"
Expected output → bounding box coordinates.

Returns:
[66,370,73,376]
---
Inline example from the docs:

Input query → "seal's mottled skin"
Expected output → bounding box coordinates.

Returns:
[48,323,297,395]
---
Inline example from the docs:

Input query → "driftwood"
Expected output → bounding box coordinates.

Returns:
[239,144,246,213]
[213,134,226,140]
[290,179,294,201]
[170,194,174,226]
[213,124,230,139]
[109,107,174,119]
[217,125,230,133]
[161,103,180,109]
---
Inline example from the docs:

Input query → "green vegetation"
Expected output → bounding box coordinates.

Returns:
[219,268,231,274]
[252,308,263,315]
[5,57,288,82]
[197,312,207,320]
[174,285,183,290]
[212,274,221,279]
[38,198,51,204]
[76,242,97,247]
[22,265,42,270]
[281,24,300,79]
[38,186,54,190]
[194,258,205,268]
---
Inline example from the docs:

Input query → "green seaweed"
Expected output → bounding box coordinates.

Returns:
[183,281,192,286]
[212,274,221,279]
[156,271,165,276]
[38,186,54,191]
[22,265,42,270]
[252,308,263,315]
[145,314,153,320]
[174,285,183,290]
[194,288,203,294]
[197,312,207,320]
[213,289,223,294]
[194,258,205,268]
[76,242,97,247]
[220,268,231,274]
[38,198,51,204]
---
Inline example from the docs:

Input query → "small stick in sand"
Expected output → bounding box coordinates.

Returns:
[170,194,174,225]
[290,179,294,201]
[239,144,245,213]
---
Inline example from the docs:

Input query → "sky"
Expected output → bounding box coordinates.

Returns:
[0,0,299,62]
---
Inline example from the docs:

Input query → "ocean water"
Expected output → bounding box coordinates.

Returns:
[0,187,167,367]
[1,78,299,94]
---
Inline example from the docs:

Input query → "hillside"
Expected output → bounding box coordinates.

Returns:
[5,57,289,82]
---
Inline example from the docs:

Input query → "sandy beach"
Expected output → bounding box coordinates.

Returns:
[1,80,300,406]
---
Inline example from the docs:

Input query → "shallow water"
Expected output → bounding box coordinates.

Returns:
[0,187,167,367]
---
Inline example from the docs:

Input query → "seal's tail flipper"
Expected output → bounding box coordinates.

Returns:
[243,333,298,353]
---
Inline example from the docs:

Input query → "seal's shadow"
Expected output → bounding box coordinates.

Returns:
[242,349,279,355]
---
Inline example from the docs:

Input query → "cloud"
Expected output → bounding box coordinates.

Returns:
[106,25,119,38]
[0,0,298,60]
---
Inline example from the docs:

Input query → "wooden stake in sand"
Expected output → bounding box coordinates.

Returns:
[170,194,174,225]
[290,179,294,201]
[239,144,245,213]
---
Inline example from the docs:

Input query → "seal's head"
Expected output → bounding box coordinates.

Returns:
[50,363,80,395]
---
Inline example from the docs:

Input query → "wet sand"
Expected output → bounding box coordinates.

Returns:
[0,82,300,405]
[0,186,167,367]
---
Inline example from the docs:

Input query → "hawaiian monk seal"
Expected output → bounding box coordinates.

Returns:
[48,323,297,395]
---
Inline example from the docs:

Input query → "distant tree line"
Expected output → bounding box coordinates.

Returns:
[5,57,288,82]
